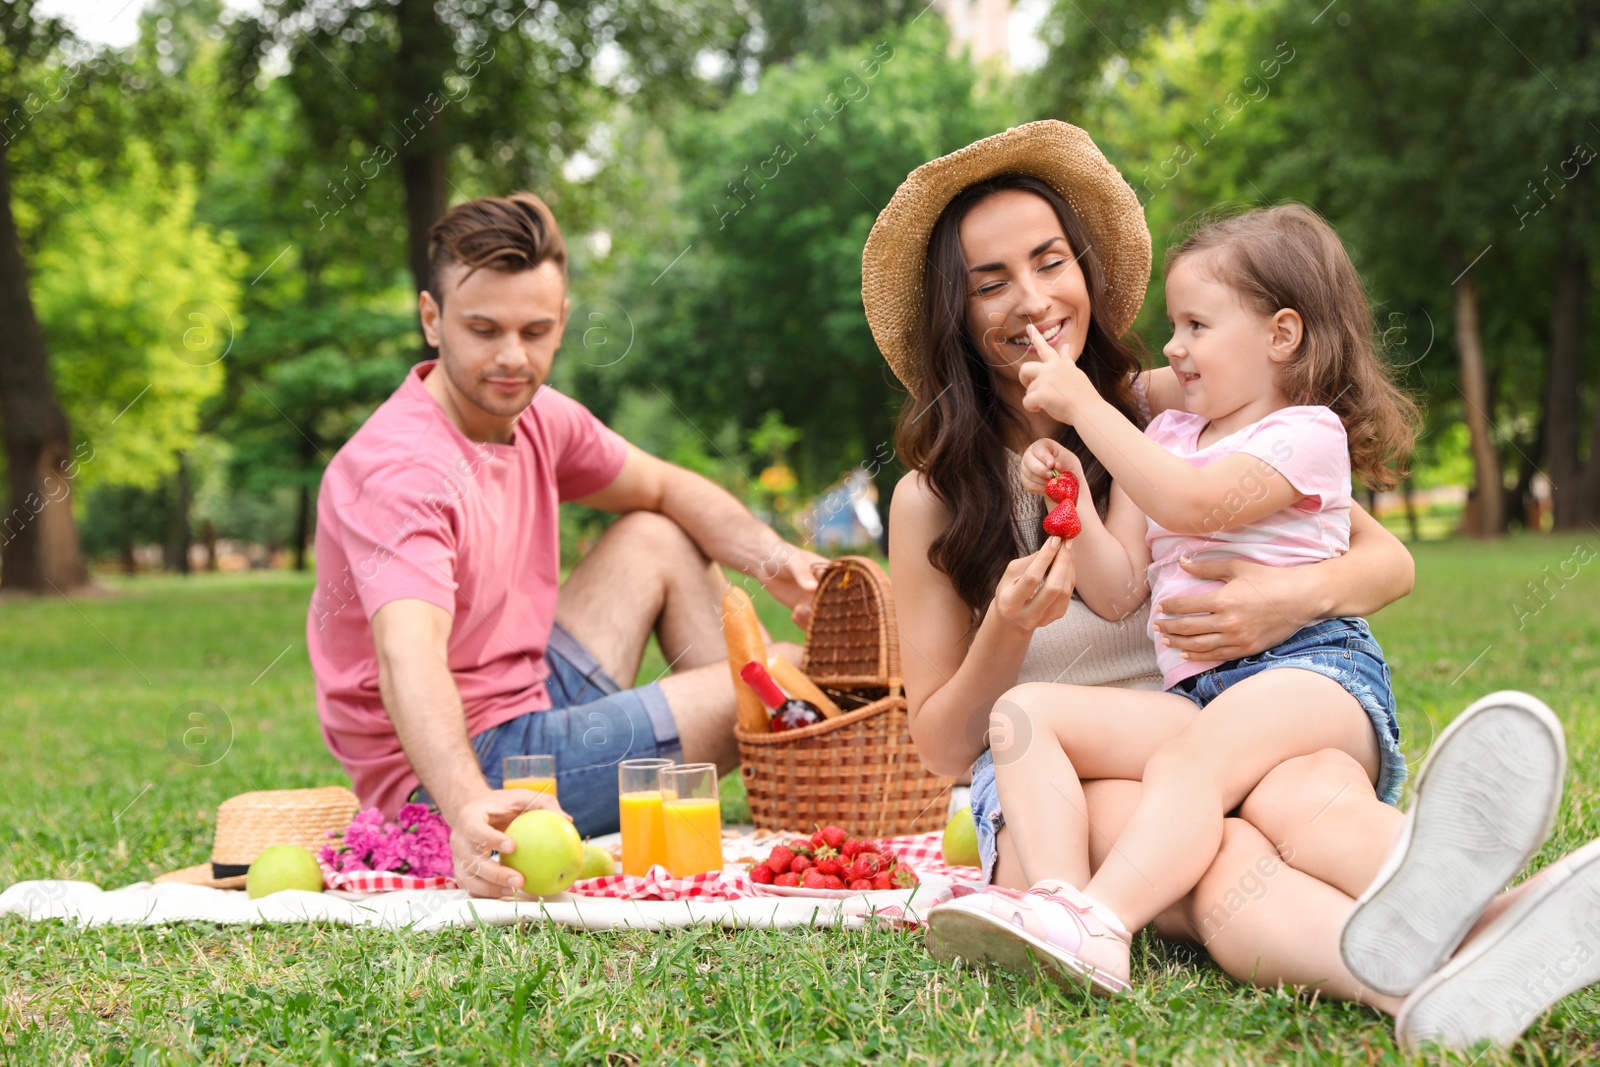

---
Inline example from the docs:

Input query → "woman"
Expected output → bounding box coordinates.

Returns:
[865,121,1600,1048]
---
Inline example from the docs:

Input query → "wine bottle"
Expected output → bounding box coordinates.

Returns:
[739,661,824,732]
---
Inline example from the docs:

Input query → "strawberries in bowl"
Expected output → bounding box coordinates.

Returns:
[748,826,919,893]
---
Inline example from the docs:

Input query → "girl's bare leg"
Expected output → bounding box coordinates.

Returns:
[989,682,1195,889]
[1086,670,1381,931]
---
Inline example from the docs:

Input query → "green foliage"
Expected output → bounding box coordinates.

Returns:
[32,141,242,490]
[621,18,1013,492]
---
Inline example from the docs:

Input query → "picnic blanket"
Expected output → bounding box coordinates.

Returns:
[0,830,983,932]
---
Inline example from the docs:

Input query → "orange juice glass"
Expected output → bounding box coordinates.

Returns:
[502,755,557,798]
[661,763,724,877]
[618,758,674,876]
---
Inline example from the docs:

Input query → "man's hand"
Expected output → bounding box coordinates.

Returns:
[448,788,571,898]
[753,542,827,629]
[1153,556,1313,662]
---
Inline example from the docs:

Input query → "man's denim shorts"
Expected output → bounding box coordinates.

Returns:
[967,617,1404,885]
[411,622,682,837]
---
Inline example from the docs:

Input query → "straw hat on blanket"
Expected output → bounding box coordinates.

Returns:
[154,787,359,889]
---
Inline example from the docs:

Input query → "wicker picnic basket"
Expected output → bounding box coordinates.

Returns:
[735,556,953,837]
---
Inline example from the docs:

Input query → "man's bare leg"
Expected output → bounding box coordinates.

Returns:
[554,510,800,774]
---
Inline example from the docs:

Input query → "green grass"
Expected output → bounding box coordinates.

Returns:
[4,536,1600,1064]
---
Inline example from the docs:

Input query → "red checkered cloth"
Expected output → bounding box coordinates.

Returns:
[320,863,456,894]
[316,831,984,900]
[568,831,982,903]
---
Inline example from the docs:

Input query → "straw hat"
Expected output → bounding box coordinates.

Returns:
[154,786,359,889]
[861,120,1151,399]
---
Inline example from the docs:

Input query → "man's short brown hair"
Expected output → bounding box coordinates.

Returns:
[427,192,567,302]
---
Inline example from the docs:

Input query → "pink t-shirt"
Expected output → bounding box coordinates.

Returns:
[1144,405,1353,689]
[307,362,628,815]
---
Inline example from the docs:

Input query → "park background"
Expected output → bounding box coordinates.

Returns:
[3,0,1600,1063]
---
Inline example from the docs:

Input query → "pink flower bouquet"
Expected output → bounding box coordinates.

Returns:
[320,803,453,878]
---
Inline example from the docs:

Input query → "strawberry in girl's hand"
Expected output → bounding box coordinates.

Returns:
[1043,499,1082,539]
[1044,468,1079,505]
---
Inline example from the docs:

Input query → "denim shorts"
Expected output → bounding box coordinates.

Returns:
[410,622,682,837]
[967,617,1404,885]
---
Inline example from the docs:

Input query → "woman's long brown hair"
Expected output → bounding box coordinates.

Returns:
[1168,204,1418,490]
[894,175,1147,624]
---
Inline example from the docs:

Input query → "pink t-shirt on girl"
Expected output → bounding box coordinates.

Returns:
[1144,404,1353,689]
[307,361,628,815]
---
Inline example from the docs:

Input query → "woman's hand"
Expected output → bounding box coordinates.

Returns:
[1152,556,1315,661]
[991,535,1076,632]
[1018,323,1099,424]
[447,788,571,898]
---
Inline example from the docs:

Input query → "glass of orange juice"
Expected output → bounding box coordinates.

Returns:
[618,758,673,877]
[660,763,724,877]
[502,754,557,798]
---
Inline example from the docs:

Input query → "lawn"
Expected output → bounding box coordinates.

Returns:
[3,535,1599,1064]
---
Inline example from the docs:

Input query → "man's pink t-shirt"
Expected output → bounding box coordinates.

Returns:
[1144,405,1353,689]
[307,362,628,815]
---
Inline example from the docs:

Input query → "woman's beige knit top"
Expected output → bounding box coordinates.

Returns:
[1006,449,1163,690]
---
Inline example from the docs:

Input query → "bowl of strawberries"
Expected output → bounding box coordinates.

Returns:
[746,824,921,897]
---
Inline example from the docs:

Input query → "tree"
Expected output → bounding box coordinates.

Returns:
[0,0,91,592]
[621,19,1012,502]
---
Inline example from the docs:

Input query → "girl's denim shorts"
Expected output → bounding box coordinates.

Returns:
[967,617,1404,885]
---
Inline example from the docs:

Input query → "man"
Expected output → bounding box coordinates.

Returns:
[307,193,823,897]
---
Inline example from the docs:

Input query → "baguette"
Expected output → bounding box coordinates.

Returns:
[767,655,843,719]
[722,586,770,733]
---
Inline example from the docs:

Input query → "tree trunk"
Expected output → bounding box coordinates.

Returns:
[202,519,217,572]
[165,452,192,574]
[1453,275,1504,538]
[1402,477,1419,542]
[0,145,88,593]
[293,480,311,572]
[1545,240,1586,529]
[394,0,452,360]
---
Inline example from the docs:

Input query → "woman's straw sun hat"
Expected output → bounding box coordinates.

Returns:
[154,786,359,889]
[861,119,1151,399]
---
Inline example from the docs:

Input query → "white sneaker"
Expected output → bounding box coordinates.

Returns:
[1397,837,1600,1050]
[1340,691,1566,996]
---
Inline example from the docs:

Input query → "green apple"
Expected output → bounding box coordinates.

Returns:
[578,842,615,880]
[246,844,324,899]
[501,810,584,896]
[942,807,981,868]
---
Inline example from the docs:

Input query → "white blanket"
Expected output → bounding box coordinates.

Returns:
[0,877,949,931]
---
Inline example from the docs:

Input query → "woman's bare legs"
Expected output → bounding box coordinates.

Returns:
[1189,817,1404,1013]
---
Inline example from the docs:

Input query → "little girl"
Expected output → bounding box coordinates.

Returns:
[927,204,1418,994]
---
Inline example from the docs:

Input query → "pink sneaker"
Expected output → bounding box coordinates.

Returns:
[926,882,1133,995]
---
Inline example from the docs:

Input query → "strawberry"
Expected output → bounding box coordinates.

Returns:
[766,846,794,875]
[774,871,800,887]
[819,825,847,851]
[789,854,811,874]
[1043,498,1081,540]
[810,831,828,851]
[851,853,883,879]
[801,869,830,890]
[815,857,844,877]
[789,838,813,855]
[840,839,864,860]
[749,863,774,884]
[822,875,846,891]
[892,867,920,888]
[870,873,894,891]
[848,878,873,892]
[1044,468,1079,505]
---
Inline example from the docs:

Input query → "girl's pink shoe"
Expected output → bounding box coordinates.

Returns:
[926,881,1133,995]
